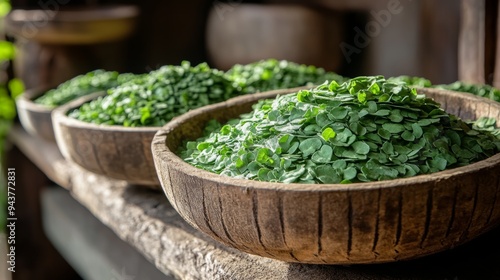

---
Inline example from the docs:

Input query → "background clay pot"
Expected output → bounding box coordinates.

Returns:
[206,4,344,71]
[152,87,500,264]
[16,85,57,142]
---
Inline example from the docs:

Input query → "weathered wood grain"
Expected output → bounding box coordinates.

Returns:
[458,0,486,84]
[153,87,500,264]
[52,92,160,187]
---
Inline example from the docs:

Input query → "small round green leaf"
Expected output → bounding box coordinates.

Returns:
[352,141,370,155]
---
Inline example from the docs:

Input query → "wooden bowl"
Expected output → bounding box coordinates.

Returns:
[152,87,500,264]
[16,86,57,142]
[52,92,160,187]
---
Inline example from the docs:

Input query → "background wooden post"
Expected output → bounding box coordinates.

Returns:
[459,0,486,84]
[494,1,500,87]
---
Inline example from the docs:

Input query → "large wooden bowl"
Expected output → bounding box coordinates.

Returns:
[52,92,160,187]
[16,86,57,142]
[152,87,500,264]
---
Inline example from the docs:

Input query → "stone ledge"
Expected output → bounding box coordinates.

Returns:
[9,125,500,280]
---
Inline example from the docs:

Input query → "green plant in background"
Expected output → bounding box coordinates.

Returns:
[0,0,15,142]
[68,59,347,127]
[387,75,432,88]
[181,76,500,184]
[69,61,241,127]
[0,0,19,231]
[0,0,9,17]
[226,59,346,93]
[388,75,500,103]
[34,70,137,107]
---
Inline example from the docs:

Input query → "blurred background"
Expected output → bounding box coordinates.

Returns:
[4,0,463,90]
[1,0,496,279]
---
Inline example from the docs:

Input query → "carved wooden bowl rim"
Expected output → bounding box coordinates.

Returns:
[16,85,60,141]
[16,85,56,113]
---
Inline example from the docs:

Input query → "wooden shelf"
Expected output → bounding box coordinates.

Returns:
[9,125,500,279]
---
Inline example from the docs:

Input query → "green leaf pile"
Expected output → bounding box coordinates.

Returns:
[226,59,346,93]
[69,62,241,127]
[435,81,500,102]
[472,117,500,137]
[388,76,500,104]
[387,75,432,88]
[181,76,500,184]
[34,70,136,107]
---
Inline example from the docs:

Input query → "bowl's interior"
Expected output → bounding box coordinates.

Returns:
[166,87,499,152]
[23,88,45,101]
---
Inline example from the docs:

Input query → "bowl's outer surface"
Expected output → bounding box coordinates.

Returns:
[52,92,160,187]
[16,86,57,142]
[152,87,500,264]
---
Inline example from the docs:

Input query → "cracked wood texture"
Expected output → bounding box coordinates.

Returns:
[52,92,161,187]
[153,87,500,264]
[9,125,500,279]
